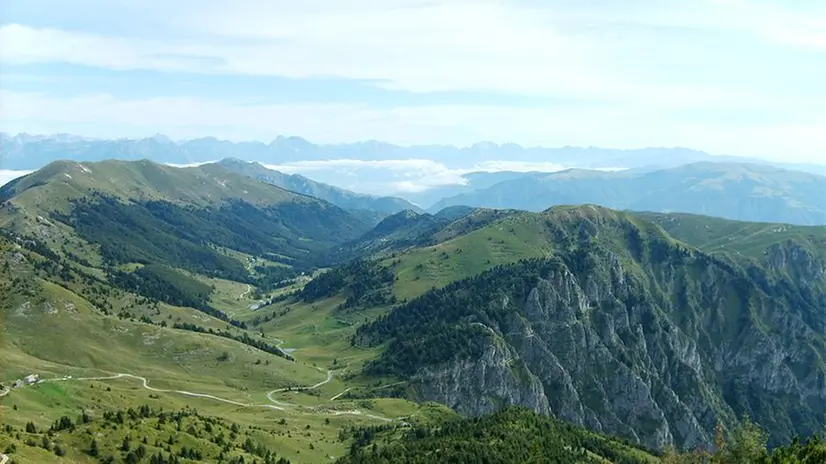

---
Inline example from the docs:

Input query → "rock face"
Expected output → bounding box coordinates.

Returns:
[365,209,826,451]
[410,263,718,450]
[765,240,826,284]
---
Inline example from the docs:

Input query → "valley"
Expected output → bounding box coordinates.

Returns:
[2,159,826,462]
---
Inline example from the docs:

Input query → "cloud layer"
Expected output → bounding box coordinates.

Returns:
[265,158,625,195]
[2,0,826,162]
[0,169,33,187]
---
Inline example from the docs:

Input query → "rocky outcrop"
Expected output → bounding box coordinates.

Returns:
[406,250,826,450]
[765,240,826,284]
[360,208,826,451]
[413,337,551,418]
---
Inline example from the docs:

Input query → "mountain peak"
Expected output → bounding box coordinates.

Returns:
[147,133,174,144]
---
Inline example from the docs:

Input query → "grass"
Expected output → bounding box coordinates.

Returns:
[638,212,826,260]
[0,372,446,464]
[383,212,554,300]
[1,159,304,214]
[244,296,385,375]
[2,384,352,463]
[1,276,326,396]
[198,275,256,317]
[0,233,435,463]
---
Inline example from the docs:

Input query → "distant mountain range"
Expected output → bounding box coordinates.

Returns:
[5,132,826,177]
[430,162,826,225]
[4,133,826,226]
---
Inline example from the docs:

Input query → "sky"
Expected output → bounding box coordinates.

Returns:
[1,0,826,164]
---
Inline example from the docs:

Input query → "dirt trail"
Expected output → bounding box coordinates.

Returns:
[330,388,352,401]
[60,373,280,409]
[239,284,252,299]
[266,368,334,400]
[13,299,394,424]
[35,369,394,422]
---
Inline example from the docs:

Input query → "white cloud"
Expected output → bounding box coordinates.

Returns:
[163,161,216,168]
[264,159,576,194]
[3,0,826,165]
[262,158,636,195]
[3,0,824,104]
[766,27,826,49]
[0,169,33,186]
[709,0,826,49]
[0,24,205,72]
[265,159,470,193]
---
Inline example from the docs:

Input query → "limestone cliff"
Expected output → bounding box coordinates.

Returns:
[360,207,826,450]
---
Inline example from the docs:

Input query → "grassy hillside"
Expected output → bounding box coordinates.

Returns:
[638,212,826,261]
[0,159,432,462]
[0,159,372,329]
[216,158,421,216]
[0,160,369,263]
[329,210,451,263]
[338,407,660,463]
[0,230,439,463]
[6,156,826,461]
[639,212,826,301]
[0,235,322,396]
[0,159,304,211]
[350,206,826,450]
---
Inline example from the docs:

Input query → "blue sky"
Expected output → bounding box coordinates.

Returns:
[1,0,826,163]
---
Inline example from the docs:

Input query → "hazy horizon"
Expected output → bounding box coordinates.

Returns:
[4,130,826,195]
[0,130,787,195]
[3,0,826,165]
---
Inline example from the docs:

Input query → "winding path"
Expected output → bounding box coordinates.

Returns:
[7,302,395,426]
[71,374,281,410]
[240,259,254,299]
[330,388,352,401]
[33,369,396,423]
[239,284,252,300]
[266,369,334,401]
[1,452,8,464]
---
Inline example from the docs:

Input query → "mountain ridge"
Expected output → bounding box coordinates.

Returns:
[214,158,422,216]
[0,158,372,295]
[5,155,826,461]
[431,162,826,225]
[6,132,826,175]
[330,205,826,450]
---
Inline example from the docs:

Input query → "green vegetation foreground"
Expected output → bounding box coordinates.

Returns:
[337,408,826,464]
